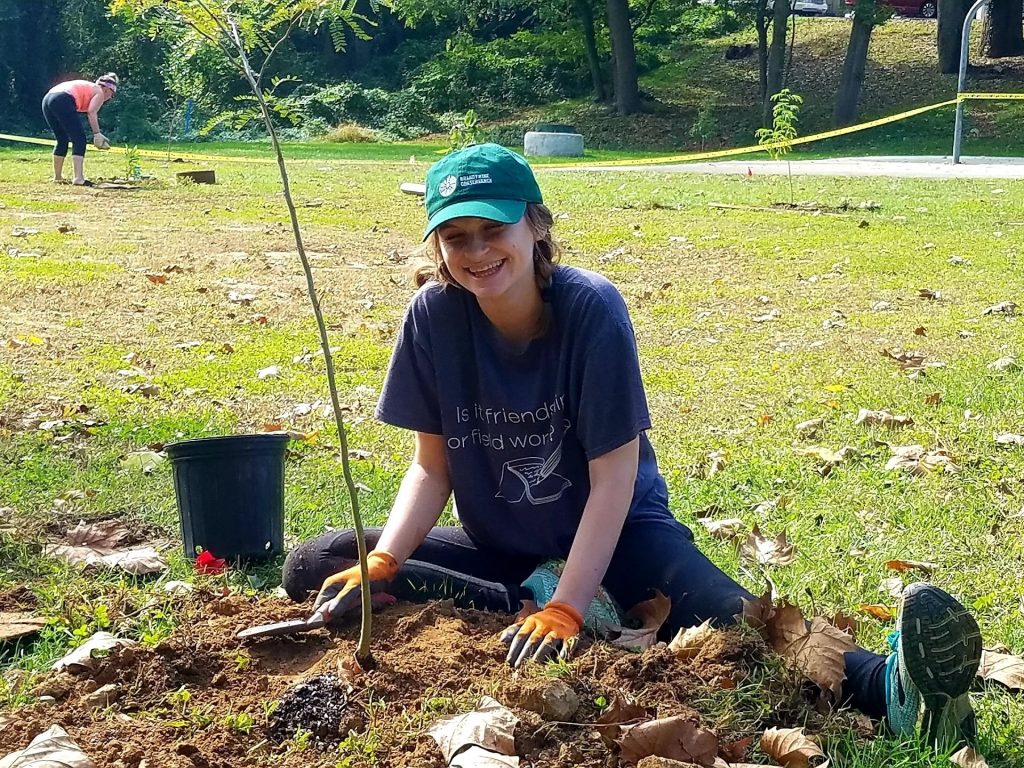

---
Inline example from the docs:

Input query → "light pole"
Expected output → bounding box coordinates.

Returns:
[952,0,991,164]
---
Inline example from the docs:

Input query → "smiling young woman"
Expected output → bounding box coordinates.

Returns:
[282,144,982,753]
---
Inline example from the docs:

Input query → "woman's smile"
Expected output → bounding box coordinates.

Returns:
[466,258,506,279]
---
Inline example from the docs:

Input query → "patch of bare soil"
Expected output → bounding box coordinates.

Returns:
[0,596,796,768]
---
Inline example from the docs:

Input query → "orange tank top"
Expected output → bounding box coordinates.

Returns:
[51,80,97,113]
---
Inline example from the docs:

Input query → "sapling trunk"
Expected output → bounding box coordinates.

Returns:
[230,30,376,669]
[149,0,378,666]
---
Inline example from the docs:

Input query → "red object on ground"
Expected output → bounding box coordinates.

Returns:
[195,549,228,574]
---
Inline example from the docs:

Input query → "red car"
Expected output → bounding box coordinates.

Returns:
[846,0,937,18]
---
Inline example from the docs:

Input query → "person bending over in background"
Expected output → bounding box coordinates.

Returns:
[41,73,118,186]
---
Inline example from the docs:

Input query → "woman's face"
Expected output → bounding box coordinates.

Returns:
[100,86,115,103]
[436,215,540,303]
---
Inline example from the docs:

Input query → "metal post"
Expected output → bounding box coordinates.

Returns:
[952,0,991,164]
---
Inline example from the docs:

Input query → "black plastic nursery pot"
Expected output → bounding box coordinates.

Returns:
[165,433,289,561]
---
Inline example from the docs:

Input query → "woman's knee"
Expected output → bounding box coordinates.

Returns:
[280,528,379,603]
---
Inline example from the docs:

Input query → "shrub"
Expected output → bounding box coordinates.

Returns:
[324,123,379,143]
[410,30,592,116]
[103,84,163,142]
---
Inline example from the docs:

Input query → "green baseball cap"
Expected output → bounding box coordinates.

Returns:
[423,143,543,240]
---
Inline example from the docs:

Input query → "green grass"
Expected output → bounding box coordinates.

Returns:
[1,145,1023,766]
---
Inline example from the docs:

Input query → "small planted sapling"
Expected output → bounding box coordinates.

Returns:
[755,89,803,206]
[111,0,383,668]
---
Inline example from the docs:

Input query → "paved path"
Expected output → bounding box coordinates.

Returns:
[553,156,1024,180]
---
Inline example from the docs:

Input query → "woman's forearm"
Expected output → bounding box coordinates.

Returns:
[551,438,639,615]
[375,458,452,566]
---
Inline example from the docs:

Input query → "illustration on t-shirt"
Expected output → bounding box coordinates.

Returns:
[495,440,571,505]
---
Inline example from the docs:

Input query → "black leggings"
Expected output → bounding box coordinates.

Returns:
[42,92,86,158]
[283,521,889,719]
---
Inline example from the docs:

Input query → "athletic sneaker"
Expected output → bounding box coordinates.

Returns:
[885,583,983,750]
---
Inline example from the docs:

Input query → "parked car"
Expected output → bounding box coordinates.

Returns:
[845,0,936,18]
[793,0,829,14]
[723,0,830,15]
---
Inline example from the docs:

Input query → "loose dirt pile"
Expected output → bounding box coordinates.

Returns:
[0,594,830,768]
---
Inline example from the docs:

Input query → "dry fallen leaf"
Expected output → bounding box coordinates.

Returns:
[766,603,856,698]
[450,746,519,767]
[882,348,926,371]
[794,445,857,466]
[740,526,796,567]
[917,288,942,301]
[719,735,755,764]
[0,612,47,643]
[51,631,135,672]
[880,577,906,600]
[739,592,775,629]
[988,356,1020,373]
[120,450,165,474]
[982,301,1016,316]
[885,559,938,575]
[228,290,256,305]
[857,604,895,622]
[608,592,672,651]
[616,716,719,766]
[66,519,130,550]
[707,450,728,478]
[145,273,168,284]
[0,725,95,768]
[854,409,913,429]
[761,727,828,768]
[925,392,942,405]
[427,696,519,764]
[594,693,652,746]
[256,365,280,380]
[977,649,1024,690]
[668,620,718,660]
[950,745,991,768]
[884,445,959,476]
[995,433,1024,447]
[795,418,824,437]
[44,521,168,575]
[698,517,745,540]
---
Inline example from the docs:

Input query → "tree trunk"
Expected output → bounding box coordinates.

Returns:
[575,0,606,102]
[833,18,874,126]
[764,0,790,125]
[606,0,641,114]
[982,0,1024,57]
[937,0,970,74]
[756,1,770,105]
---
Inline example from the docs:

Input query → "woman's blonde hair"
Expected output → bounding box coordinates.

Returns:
[413,203,561,289]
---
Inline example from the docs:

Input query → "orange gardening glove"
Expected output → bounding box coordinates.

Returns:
[500,601,583,668]
[311,549,399,621]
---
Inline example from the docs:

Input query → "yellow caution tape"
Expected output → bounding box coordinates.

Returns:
[958,92,1024,101]
[545,98,961,168]
[1,92,1020,169]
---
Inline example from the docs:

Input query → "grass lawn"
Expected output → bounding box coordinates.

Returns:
[1,144,1022,766]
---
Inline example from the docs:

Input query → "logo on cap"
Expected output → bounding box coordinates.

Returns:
[438,175,458,198]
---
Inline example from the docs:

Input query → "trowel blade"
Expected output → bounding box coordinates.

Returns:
[235,617,319,640]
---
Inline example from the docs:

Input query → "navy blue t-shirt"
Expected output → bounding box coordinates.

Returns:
[375,265,671,559]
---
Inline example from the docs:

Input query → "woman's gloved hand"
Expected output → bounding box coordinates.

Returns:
[500,601,583,668]
[312,549,399,622]
[93,133,110,150]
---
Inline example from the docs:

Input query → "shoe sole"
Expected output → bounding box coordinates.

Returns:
[898,583,983,746]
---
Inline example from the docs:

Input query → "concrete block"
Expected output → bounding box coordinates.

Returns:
[524,131,584,158]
